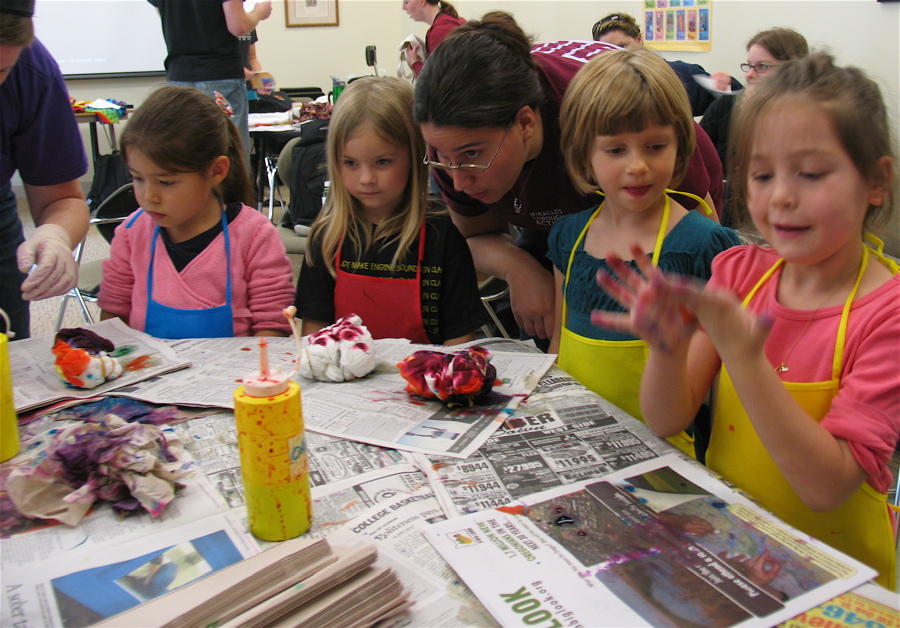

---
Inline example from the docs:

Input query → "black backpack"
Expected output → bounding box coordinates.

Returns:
[248,90,293,113]
[86,151,130,211]
[286,119,329,228]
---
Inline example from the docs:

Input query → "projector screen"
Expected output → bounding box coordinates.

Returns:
[33,1,168,79]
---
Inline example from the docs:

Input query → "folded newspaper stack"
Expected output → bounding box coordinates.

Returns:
[94,537,410,628]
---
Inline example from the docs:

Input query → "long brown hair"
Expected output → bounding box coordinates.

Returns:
[120,85,253,206]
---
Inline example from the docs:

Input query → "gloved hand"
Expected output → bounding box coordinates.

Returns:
[16,223,78,301]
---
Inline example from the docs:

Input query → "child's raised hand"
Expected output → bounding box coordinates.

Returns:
[669,279,775,366]
[590,243,699,353]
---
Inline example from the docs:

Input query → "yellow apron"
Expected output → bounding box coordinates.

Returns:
[558,192,701,457]
[707,240,898,590]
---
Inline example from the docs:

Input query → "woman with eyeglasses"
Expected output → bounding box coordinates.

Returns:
[700,27,808,170]
[414,11,723,346]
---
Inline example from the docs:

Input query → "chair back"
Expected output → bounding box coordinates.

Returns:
[93,183,139,244]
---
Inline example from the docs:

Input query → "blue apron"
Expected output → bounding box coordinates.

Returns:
[143,209,234,339]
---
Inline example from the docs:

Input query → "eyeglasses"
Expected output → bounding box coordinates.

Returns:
[740,62,777,74]
[423,124,513,172]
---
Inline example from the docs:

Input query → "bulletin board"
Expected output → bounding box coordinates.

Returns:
[643,0,712,52]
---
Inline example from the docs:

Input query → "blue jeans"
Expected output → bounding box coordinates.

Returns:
[169,79,251,166]
[0,183,30,339]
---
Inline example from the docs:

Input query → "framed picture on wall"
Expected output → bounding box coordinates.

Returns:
[643,0,711,52]
[286,0,339,27]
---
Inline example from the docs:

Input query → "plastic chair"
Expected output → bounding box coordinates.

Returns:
[55,183,139,329]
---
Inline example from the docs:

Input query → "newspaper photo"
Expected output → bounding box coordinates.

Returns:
[413,370,664,517]
[9,318,190,413]
[425,455,877,628]
[117,336,555,458]
[1,510,257,628]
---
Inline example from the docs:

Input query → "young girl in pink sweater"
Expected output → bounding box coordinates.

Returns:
[98,85,294,338]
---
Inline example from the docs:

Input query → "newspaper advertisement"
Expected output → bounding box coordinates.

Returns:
[413,370,664,517]
[324,489,500,628]
[171,411,411,509]
[169,410,436,540]
[308,465,433,538]
[1,510,257,628]
[425,454,877,628]
[9,318,190,413]
[118,336,554,458]
[780,582,898,628]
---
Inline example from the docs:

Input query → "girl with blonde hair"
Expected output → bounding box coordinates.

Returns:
[295,77,485,344]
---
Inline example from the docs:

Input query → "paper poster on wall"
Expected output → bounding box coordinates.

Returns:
[644,0,712,52]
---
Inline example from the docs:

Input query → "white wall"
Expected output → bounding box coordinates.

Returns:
[56,0,899,248]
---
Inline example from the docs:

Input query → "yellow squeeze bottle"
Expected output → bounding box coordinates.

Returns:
[1,310,18,463]
[234,319,311,541]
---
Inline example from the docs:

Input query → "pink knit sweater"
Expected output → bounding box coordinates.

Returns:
[98,205,295,336]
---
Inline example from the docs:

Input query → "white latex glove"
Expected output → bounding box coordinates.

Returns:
[16,223,77,301]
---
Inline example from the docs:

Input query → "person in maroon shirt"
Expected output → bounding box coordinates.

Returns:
[401,0,465,76]
[414,11,721,343]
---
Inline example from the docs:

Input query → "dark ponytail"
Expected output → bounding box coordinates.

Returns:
[429,0,458,19]
[121,85,254,206]
[414,11,544,129]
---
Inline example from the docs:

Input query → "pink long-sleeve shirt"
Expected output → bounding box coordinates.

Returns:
[98,204,295,336]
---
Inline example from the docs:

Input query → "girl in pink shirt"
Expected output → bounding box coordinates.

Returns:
[596,54,899,589]
[98,85,294,338]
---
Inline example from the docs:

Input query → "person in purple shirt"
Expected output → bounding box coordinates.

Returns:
[0,0,89,339]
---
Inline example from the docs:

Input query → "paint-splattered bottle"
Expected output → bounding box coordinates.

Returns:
[0,310,18,463]
[234,336,311,541]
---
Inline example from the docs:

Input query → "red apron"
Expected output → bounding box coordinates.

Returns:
[334,223,430,344]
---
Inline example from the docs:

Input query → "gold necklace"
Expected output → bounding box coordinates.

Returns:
[775,270,855,374]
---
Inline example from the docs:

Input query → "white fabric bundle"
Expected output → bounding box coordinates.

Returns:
[298,315,377,382]
[397,34,426,80]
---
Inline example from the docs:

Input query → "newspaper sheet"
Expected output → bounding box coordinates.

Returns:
[9,318,190,413]
[412,369,666,517]
[425,454,877,628]
[0,414,227,543]
[323,489,500,627]
[116,336,555,458]
[169,410,436,541]
[1,510,257,628]
[170,411,411,510]
[1,413,258,628]
[780,582,899,628]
